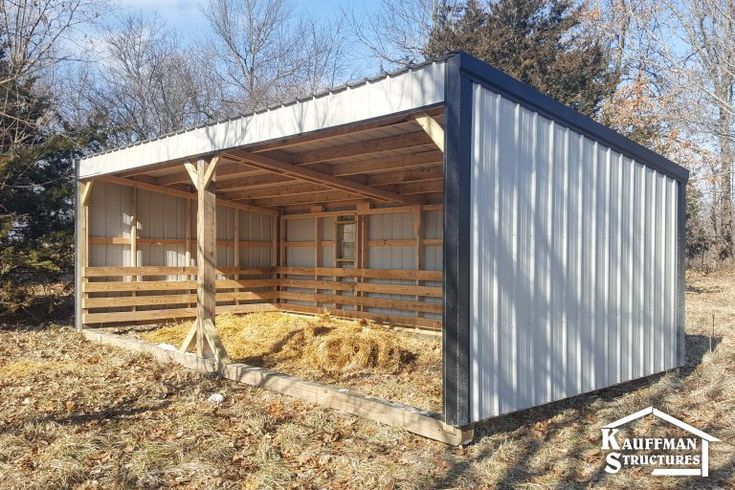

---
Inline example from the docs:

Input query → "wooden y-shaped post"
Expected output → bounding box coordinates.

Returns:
[180,156,229,363]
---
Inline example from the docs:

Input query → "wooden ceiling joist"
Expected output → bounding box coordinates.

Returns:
[223,182,328,201]
[249,190,368,208]
[225,151,413,205]
[96,174,278,217]
[330,151,443,177]
[247,106,443,154]
[367,165,443,186]
[290,131,433,165]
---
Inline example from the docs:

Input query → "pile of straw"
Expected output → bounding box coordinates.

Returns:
[141,311,417,374]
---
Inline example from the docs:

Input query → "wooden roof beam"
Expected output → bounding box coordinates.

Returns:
[289,131,433,165]
[225,151,414,205]
[97,174,278,217]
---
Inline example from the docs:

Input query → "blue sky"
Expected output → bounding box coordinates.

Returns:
[110,0,383,77]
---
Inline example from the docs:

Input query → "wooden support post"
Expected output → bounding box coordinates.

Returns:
[130,188,138,312]
[312,205,323,309]
[180,157,228,363]
[414,205,423,320]
[279,215,286,306]
[272,213,279,304]
[80,180,94,326]
[356,202,371,313]
[233,208,240,306]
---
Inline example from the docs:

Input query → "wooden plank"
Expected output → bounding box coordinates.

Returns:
[83,278,277,293]
[88,236,272,248]
[279,278,356,293]
[84,291,277,309]
[222,182,327,201]
[276,303,442,330]
[330,151,442,177]
[277,278,440,298]
[250,191,362,208]
[290,131,432,165]
[367,165,443,186]
[80,181,91,328]
[414,114,445,152]
[226,151,412,204]
[197,157,221,359]
[81,329,472,445]
[278,291,442,314]
[276,266,442,281]
[414,206,423,320]
[83,303,278,324]
[201,156,219,187]
[155,161,245,187]
[80,180,95,205]
[184,162,199,189]
[97,174,277,217]
[356,282,442,298]
[216,173,294,193]
[201,318,228,363]
[281,203,442,220]
[83,266,272,277]
[281,238,440,248]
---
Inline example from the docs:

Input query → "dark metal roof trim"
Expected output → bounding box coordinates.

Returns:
[455,52,689,182]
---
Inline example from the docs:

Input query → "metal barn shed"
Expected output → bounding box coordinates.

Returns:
[76,52,688,444]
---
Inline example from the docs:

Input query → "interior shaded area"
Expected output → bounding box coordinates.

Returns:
[80,107,446,332]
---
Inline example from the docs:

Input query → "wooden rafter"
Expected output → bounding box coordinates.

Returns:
[330,151,442,177]
[225,151,413,204]
[96,174,278,217]
[290,131,432,165]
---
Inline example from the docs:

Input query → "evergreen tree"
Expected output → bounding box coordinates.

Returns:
[426,0,613,116]
[0,47,105,322]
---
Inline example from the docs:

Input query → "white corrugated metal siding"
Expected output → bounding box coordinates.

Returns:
[469,84,680,422]
[79,61,446,178]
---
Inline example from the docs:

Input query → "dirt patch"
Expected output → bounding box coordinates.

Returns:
[137,311,441,412]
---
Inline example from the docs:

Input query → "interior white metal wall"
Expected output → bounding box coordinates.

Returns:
[88,181,272,270]
[469,84,680,422]
[282,210,442,318]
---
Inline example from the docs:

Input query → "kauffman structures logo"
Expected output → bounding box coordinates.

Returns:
[601,406,719,477]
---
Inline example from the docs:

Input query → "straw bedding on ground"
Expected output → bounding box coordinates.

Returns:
[1,270,733,488]
[138,311,442,412]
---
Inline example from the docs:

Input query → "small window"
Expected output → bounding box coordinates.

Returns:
[336,221,356,262]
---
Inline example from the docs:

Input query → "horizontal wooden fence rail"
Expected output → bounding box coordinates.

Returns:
[83,266,272,277]
[89,236,271,248]
[275,266,442,281]
[275,266,443,330]
[81,266,443,329]
[283,239,442,248]
[82,266,276,325]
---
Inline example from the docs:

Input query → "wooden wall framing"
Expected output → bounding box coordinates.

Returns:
[80,181,444,330]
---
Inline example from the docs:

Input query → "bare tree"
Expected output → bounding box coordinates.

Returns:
[85,13,219,145]
[349,0,455,68]
[203,0,350,114]
[651,0,735,259]
[0,0,105,153]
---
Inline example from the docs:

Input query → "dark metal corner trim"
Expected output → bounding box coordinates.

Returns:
[443,54,473,427]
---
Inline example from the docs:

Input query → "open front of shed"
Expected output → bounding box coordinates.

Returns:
[76,51,689,444]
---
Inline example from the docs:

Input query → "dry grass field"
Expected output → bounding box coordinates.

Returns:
[0,270,733,488]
